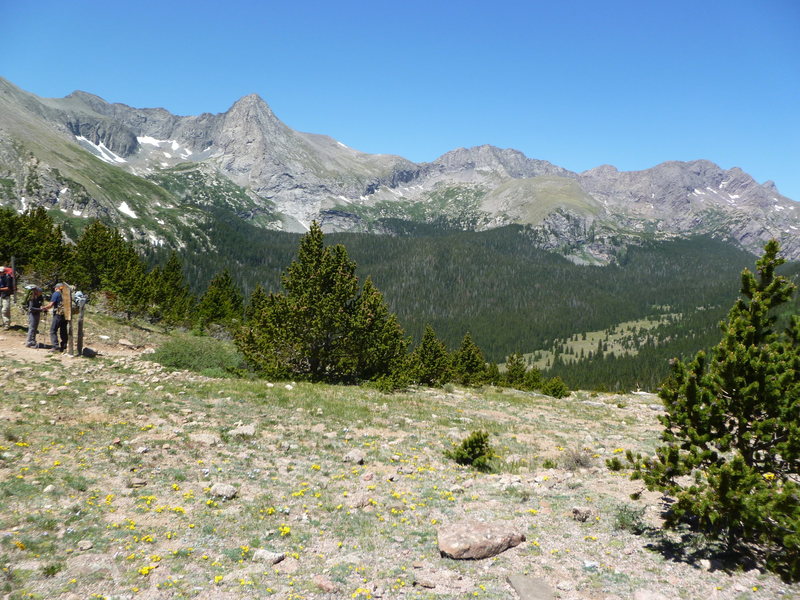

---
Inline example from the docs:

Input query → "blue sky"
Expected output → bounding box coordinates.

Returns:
[2,0,799,200]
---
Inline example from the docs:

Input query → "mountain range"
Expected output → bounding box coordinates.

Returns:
[0,76,798,263]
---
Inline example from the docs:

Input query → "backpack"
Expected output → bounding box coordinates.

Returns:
[21,285,37,313]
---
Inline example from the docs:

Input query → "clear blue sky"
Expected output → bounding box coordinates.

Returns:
[2,0,799,200]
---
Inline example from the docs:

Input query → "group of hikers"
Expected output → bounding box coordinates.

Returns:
[0,267,69,352]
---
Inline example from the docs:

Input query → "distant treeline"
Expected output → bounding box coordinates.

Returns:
[143,211,800,389]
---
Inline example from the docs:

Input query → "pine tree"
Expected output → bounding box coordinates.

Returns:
[504,352,527,388]
[630,240,800,579]
[347,277,408,381]
[15,207,69,282]
[451,332,488,386]
[485,362,501,386]
[408,324,451,386]
[71,220,118,291]
[523,366,543,390]
[236,222,406,383]
[244,284,268,321]
[146,252,193,328]
[195,269,244,332]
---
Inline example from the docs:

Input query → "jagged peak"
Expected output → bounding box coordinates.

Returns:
[229,93,272,111]
[435,144,525,161]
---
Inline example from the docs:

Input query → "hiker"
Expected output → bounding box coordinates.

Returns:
[43,283,68,352]
[0,267,13,329]
[24,287,46,348]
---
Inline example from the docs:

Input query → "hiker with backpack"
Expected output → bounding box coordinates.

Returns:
[0,267,13,329]
[23,286,46,348]
[43,283,68,353]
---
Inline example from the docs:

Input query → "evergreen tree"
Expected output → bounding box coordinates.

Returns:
[71,220,119,291]
[347,277,408,381]
[540,376,570,398]
[523,366,543,391]
[408,324,451,386]
[16,207,69,282]
[146,252,193,328]
[236,222,405,383]
[244,284,268,321]
[195,268,244,332]
[504,352,527,387]
[451,333,488,386]
[630,240,800,579]
[485,362,501,386]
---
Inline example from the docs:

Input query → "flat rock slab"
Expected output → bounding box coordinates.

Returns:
[438,520,525,559]
[507,575,554,600]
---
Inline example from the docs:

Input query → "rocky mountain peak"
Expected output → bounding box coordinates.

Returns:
[0,77,797,260]
[432,144,571,179]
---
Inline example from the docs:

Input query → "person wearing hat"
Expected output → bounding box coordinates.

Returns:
[0,267,13,329]
[43,283,68,352]
[25,286,46,348]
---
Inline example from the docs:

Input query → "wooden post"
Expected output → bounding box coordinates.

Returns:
[65,283,73,356]
[76,302,85,356]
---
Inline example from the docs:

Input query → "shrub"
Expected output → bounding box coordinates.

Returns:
[560,447,593,470]
[613,504,646,533]
[152,335,245,376]
[445,430,495,472]
[540,376,570,398]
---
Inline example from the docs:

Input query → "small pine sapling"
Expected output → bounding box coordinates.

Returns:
[445,430,495,472]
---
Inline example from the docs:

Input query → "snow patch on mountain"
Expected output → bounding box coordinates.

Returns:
[76,136,127,164]
[118,202,138,218]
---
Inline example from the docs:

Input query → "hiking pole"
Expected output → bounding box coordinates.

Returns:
[10,256,16,306]
[41,307,48,349]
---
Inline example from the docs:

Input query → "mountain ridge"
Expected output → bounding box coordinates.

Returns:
[0,77,797,261]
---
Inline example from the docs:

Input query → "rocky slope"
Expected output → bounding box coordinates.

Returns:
[1,77,797,262]
[0,319,796,599]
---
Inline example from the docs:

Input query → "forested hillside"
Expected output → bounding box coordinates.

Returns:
[145,214,799,390]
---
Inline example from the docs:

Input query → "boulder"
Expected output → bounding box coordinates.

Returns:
[437,520,525,559]
[343,449,366,464]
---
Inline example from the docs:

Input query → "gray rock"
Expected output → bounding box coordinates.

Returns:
[77,539,93,551]
[506,575,554,600]
[227,423,256,438]
[437,520,525,560]
[343,449,366,465]
[252,549,284,564]
[209,483,238,500]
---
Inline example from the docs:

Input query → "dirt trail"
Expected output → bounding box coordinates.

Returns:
[0,323,136,365]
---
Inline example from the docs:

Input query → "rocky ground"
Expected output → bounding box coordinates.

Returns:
[0,322,797,600]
